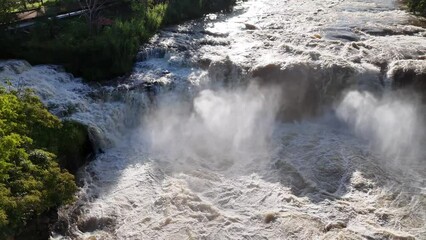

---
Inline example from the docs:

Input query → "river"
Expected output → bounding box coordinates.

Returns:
[1,0,426,239]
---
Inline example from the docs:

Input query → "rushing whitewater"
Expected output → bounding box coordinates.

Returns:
[2,0,426,239]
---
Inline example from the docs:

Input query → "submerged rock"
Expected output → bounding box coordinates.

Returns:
[77,217,115,233]
[0,60,32,75]
[324,221,347,232]
[244,23,258,30]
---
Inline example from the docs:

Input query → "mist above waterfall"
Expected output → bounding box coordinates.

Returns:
[336,90,424,166]
[143,82,282,172]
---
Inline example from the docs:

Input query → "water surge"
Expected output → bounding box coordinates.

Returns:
[1,0,426,239]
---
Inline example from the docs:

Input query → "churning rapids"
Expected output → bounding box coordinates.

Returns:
[2,0,426,239]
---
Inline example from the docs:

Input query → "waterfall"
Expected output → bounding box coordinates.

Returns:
[1,0,426,239]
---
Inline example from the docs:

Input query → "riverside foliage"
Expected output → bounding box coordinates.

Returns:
[0,87,78,238]
[408,0,426,15]
[0,0,236,81]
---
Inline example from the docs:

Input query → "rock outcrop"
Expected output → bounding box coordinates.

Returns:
[388,60,426,100]
[250,60,357,121]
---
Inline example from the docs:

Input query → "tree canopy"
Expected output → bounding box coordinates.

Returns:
[0,0,19,24]
[0,86,77,238]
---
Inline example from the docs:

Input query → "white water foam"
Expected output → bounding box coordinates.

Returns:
[1,0,426,239]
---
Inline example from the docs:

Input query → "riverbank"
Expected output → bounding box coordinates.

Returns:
[0,81,93,239]
[0,0,236,81]
[407,0,426,16]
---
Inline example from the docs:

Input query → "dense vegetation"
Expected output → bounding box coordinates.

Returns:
[0,86,82,238]
[0,0,236,81]
[407,0,426,16]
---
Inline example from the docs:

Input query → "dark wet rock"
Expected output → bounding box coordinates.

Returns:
[351,42,360,50]
[53,217,69,236]
[244,23,258,30]
[326,33,360,42]
[264,213,278,223]
[363,28,397,36]
[323,27,361,42]
[324,221,347,232]
[77,217,115,233]
[388,60,426,99]
[250,61,356,121]
[251,62,319,120]
[208,57,243,85]
[362,25,425,37]
[198,58,213,69]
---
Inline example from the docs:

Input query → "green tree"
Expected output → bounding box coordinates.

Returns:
[0,0,19,25]
[0,87,77,238]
